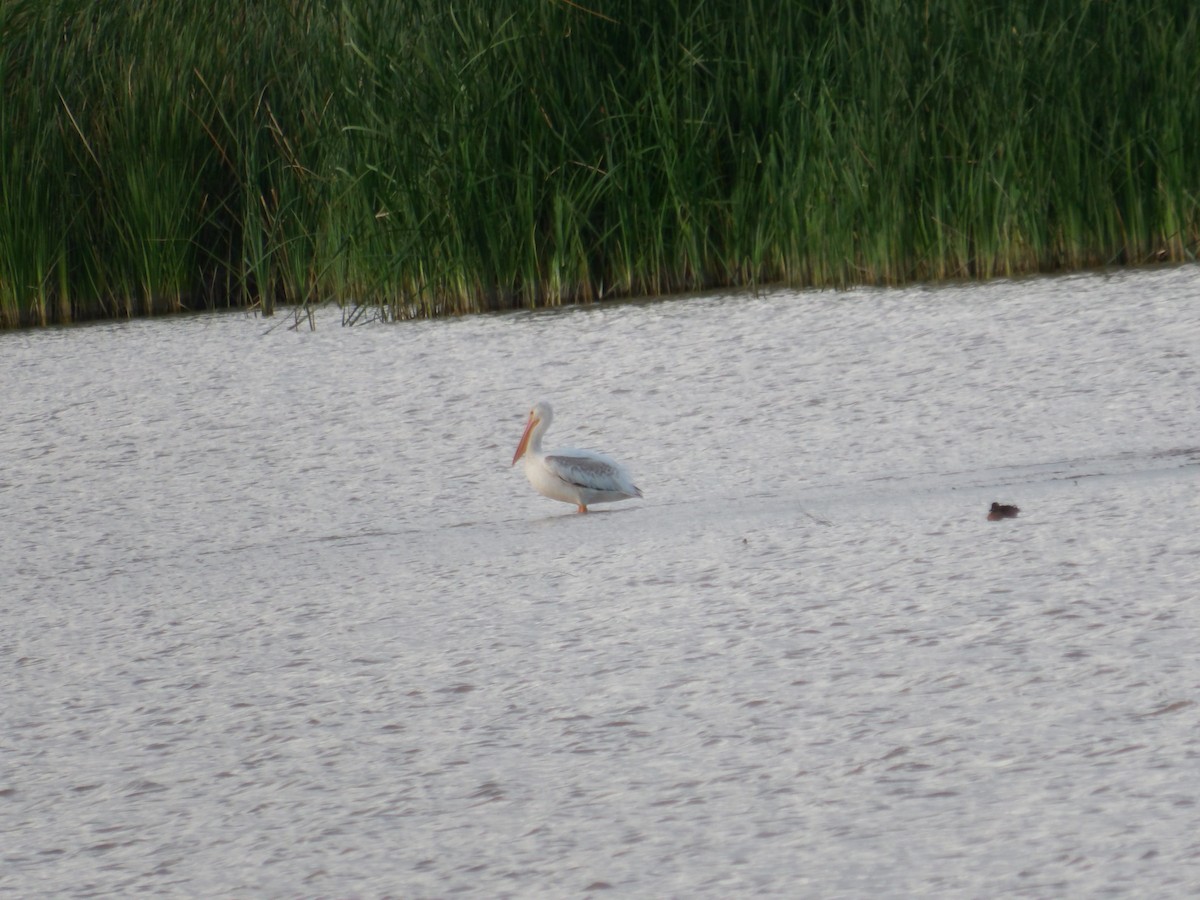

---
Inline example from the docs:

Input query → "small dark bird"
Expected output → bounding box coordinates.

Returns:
[988,502,1020,521]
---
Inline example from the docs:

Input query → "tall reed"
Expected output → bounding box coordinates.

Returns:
[2,0,1197,327]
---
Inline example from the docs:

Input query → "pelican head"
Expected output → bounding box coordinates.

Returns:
[512,401,554,465]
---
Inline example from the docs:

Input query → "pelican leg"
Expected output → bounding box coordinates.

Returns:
[576,504,588,513]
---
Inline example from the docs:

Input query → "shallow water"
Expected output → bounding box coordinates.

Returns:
[2,266,1199,897]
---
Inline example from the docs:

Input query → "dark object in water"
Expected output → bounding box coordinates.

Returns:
[988,502,1020,520]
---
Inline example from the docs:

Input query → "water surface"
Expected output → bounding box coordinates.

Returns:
[3,267,1199,897]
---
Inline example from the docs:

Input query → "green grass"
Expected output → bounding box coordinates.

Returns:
[2,0,1198,327]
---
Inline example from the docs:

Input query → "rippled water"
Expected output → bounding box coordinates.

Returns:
[3,266,1199,897]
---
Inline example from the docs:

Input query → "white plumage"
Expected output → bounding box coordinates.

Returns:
[511,401,643,513]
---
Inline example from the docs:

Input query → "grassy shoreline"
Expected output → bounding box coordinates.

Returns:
[2,0,1198,329]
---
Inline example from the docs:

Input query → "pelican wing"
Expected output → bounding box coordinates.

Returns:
[544,451,641,497]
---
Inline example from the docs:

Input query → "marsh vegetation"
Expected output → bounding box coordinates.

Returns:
[2,0,1197,327]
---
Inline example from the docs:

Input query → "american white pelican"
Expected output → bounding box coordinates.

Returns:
[511,401,643,513]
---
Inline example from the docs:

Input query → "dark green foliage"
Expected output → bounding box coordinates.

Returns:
[2,0,1197,326]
